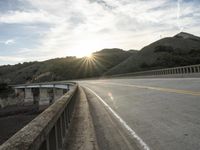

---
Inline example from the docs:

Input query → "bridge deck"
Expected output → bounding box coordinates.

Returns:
[79,78,200,150]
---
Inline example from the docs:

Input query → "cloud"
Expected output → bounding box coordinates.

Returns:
[0,0,200,65]
[0,10,62,24]
[0,56,25,63]
[0,39,16,45]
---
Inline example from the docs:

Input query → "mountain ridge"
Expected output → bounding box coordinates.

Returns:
[0,32,200,83]
[105,32,200,75]
[0,48,133,84]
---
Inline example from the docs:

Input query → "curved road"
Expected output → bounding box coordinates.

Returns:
[78,78,200,150]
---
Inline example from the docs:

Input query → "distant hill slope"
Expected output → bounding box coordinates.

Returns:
[0,48,133,84]
[1,32,199,83]
[105,32,200,75]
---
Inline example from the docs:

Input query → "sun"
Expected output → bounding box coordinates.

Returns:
[74,51,93,58]
[85,53,93,59]
[84,53,96,62]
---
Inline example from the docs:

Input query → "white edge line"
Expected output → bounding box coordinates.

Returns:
[84,86,150,150]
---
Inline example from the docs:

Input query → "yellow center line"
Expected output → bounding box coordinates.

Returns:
[96,82,200,96]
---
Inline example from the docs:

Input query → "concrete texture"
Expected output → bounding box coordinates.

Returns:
[65,87,98,150]
[39,88,50,105]
[24,88,33,103]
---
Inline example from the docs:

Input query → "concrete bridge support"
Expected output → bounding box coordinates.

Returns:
[39,88,51,106]
[24,88,33,104]
[24,88,40,105]
[16,87,69,106]
[32,88,40,105]
[54,88,65,100]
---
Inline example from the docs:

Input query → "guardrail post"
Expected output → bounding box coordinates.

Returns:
[177,68,180,74]
[197,66,200,73]
[191,67,194,73]
[61,112,66,138]
[181,68,183,74]
[188,67,191,73]
[192,67,195,73]
[56,118,62,149]
[163,70,165,75]
[174,69,177,74]
[179,68,183,74]
[65,108,69,129]
[185,67,188,74]
[39,139,49,150]
[171,69,173,74]
[63,110,67,132]
[177,68,179,74]
[195,66,198,72]
[49,126,58,150]
[167,70,170,74]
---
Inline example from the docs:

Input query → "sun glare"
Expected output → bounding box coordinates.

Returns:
[73,50,94,58]
[70,38,107,58]
[85,53,93,59]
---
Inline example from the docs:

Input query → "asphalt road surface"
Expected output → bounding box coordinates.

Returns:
[78,78,200,150]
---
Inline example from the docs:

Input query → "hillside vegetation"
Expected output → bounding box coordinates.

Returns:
[0,49,134,84]
[0,32,200,84]
[105,32,200,75]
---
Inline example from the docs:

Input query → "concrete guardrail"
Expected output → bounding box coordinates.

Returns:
[108,64,200,78]
[0,83,78,150]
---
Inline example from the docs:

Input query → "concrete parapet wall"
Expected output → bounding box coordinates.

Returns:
[0,83,78,150]
[107,64,200,78]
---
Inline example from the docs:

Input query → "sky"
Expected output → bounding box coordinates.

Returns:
[0,0,200,65]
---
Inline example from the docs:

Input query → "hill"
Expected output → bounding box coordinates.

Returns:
[105,32,200,75]
[0,48,133,84]
[1,32,200,84]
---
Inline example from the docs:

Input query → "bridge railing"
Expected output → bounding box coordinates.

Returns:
[107,64,200,78]
[0,83,78,150]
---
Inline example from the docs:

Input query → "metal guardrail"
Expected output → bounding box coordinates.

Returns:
[0,83,78,150]
[108,64,200,78]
